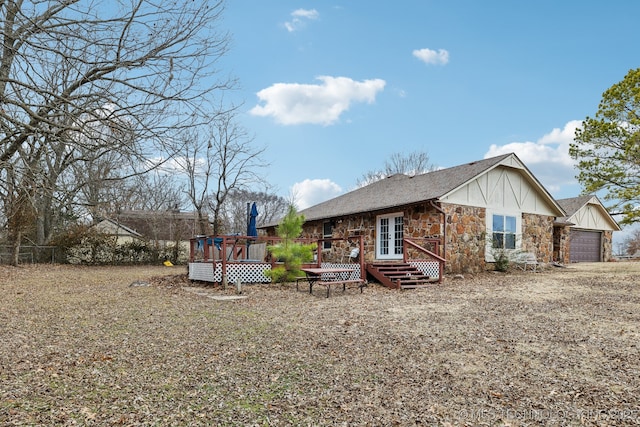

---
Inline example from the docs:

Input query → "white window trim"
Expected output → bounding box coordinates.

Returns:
[322,221,333,251]
[376,212,404,260]
[485,210,522,262]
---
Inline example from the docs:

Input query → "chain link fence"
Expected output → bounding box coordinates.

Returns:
[0,246,60,264]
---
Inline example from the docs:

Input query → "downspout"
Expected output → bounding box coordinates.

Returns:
[429,200,447,260]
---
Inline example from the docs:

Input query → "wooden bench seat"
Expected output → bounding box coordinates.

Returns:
[314,279,366,297]
[297,277,366,297]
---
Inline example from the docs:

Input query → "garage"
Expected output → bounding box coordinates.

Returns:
[570,230,601,262]
[556,196,620,264]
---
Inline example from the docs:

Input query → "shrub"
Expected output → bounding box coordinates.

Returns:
[492,248,511,272]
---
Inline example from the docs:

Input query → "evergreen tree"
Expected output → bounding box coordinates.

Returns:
[266,206,315,283]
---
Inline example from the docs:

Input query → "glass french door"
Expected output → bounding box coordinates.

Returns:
[376,213,404,260]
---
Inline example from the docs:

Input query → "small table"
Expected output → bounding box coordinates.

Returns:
[299,267,364,297]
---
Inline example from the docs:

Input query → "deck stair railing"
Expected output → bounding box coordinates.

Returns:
[366,238,445,289]
[403,238,445,284]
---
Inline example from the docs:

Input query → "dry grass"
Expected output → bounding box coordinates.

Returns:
[1,262,640,426]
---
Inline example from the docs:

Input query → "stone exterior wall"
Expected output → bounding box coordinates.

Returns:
[301,202,491,274]
[301,205,445,265]
[301,213,377,263]
[602,230,614,262]
[295,202,563,274]
[553,225,571,264]
[521,213,555,263]
[442,204,487,274]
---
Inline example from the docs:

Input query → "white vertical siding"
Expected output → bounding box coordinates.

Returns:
[570,202,619,231]
[442,166,558,215]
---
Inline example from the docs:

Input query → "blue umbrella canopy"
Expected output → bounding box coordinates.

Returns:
[247,202,258,237]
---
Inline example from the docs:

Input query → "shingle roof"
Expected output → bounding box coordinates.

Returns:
[95,218,143,238]
[114,210,200,241]
[294,153,514,223]
[556,195,594,220]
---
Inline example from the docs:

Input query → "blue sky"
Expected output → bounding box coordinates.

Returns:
[217,1,640,247]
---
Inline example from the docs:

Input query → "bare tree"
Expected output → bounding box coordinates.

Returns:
[357,150,437,187]
[126,173,185,213]
[176,110,266,236]
[206,112,266,236]
[624,228,640,257]
[219,188,289,234]
[175,127,214,236]
[0,0,232,264]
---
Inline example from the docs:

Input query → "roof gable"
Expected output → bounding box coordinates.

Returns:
[556,196,620,231]
[94,219,143,238]
[441,154,565,216]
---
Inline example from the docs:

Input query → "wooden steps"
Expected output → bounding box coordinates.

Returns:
[366,262,438,289]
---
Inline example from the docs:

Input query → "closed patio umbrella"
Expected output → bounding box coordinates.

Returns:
[247,202,258,238]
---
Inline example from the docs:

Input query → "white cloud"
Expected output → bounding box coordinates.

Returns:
[292,178,343,210]
[284,8,319,32]
[484,120,582,194]
[292,9,319,19]
[413,48,449,65]
[250,76,386,125]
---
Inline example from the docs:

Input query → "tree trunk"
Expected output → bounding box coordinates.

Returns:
[9,230,22,266]
[196,209,209,236]
[212,206,222,236]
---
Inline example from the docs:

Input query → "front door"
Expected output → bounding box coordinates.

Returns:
[376,213,404,260]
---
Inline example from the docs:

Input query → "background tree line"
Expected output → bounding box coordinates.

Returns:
[0,0,287,265]
[1,2,639,265]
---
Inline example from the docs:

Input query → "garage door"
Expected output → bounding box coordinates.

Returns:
[570,230,601,262]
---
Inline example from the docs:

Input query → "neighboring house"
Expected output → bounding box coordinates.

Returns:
[263,153,618,274]
[97,209,203,253]
[93,218,144,245]
[554,196,620,263]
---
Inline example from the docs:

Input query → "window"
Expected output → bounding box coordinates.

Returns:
[323,221,333,250]
[492,214,517,250]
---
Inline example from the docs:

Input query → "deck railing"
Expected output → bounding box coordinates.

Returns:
[189,235,442,284]
[402,238,446,283]
[189,234,365,284]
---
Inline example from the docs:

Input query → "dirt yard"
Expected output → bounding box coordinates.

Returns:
[1,262,639,426]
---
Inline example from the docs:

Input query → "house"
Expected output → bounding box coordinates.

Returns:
[554,195,620,263]
[93,218,144,245]
[263,153,618,275]
[111,209,203,249]
[96,210,204,259]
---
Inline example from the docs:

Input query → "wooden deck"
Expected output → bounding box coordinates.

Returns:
[188,235,444,287]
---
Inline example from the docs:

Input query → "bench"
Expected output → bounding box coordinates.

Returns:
[297,277,366,297]
[515,252,540,272]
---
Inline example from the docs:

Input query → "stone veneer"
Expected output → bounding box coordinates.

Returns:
[602,230,614,262]
[295,202,570,274]
[301,203,488,274]
[441,204,487,274]
[553,225,571,264]
[301,213,378,263]
[521,213,555,263]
